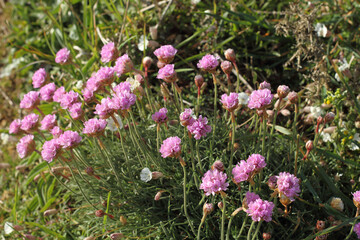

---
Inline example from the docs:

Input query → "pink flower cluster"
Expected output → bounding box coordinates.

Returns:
[112,82,137,110]
[20,91,40,110]
[154,45,177,64]
[41,138,62,162]
[101,42,118,63]
[82,118,107,137]
[355,223,360,239]
[9,119,22,134]
[51,126,63,138]
[244,191,260,208]
[32,68,47,88]
[60,90,80,109]
[220,92,239,112]
[152,108,168,124]
[277,172,301,200]
[96,67,115,86]
[353,191,360,206]
[179,108,195,126]
[187,115,212,140]
[246,198,274,222]
[58,130,82,149]
[114,54,134,77]
[69,103,83,120]
[200,168,229,196]
[40,83,56,102]
[159,136,181,158]
[197,54,219,73]
[95,97,116,119]
[157,64,177,83]
[40,114,57,131]
[55,48,71,65]
[247,89,273,109]
[232,154,266,184]
[16,135,35,158]
[259,81,271,90]
[53,87,66,102]
[20,113,39,132]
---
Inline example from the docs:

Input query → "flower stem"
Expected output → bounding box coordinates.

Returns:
[196,140,203,174]
[230,112,236,165]
[182,162,196,235]
[210,73,218,162]
[187,130,199,188]
[232,62,240,93]
[246,220,256,240]
[251,221,262,240]
[196,87,201,115]
[226,215,234,240]
[236,216,248,239]
[197,215,206,240]
[221,194,227,240]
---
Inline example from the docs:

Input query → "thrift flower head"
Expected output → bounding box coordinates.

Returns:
[245,192,260,208]
[153,45,177,64]
[232,160,252,183]
[32,68,47,88]
[238,92,249,105]
[20,91,40,110]
[86,75,101,93]
[353,191,360,208]
[221,60,233,74]
[112,92,136,110]
[113,81,132,94]
[60,91,79,109]
[96,67,115,86]
[157,64,177,83]
[101,42,118,63]
[197,54,219,73]
[41,138,62,162]
[277,85,290,99]
[354,223,360,239]
[51,126,63,138]
[200,169,229,196]
[82,118,107,137]
[140,168,152,182]
[94,98,115,119]
[221,92,239,112]
[179,108,196,126]
[9,119,22,134]
[159,136,181,158]
[53,87,66,103]
[224,48,236,62]
[58,130,82,149]
[40,114,57,131]
[40,83,56,102]
[187,115,211,140]
[246,198,274,222]
[277,172,301,200]
[82,88,94,103]
[152,108,168,124]
[20,113,39,132]
[16,135,35,159]
[69,102,83,120]
[248,89,273,109]
[55,48,71,65]
[114,54,133,77]
[247,154,266,172]
[330,197,344,212]
[259,81,271,90]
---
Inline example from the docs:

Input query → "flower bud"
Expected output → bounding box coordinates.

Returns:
[152,171,164,179]
[135,74,144,84]
[44,209,58,217]
[330,197,344,211]
[259,81,271,90]
[203,203,214,215]
[317,116,324,125]
[277,85,290,99]
[142,56,153,69]
[154,191,163,201]
[218,201,223,209]
[0,163,11,169]
[150,25,158,40]
[263,232,271,240]
[224,48,236,62]
[267,176,277,190]
[160,83,171,100]
[211,160,224,172]
[306,140,313,152]
[95,210,105,217]
[221,61,233,74]
[157,60,166,69]
[316,220,326,230]
[233,143,240,150]
[323,126,336,133]
[288,91,298,104]
[280,109,290,117]
[13,225,24,231]
[195,75,204,88]
[120,215,127,225]
[110,233,125,240]
[324,112,335,123]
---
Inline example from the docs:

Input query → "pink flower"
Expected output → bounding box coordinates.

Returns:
[277,172,301,200]
[159,136,181,158]
[247,89,273,109]
[157,64,177,83]
[179,108,195,126]
[154,45,177,64]
[16,135,35,158]
[41,138,62,162]
[113,82,132,94]
[86,75,101,93]
[152,108,168,124]
[187,116,212,140]
[114,54,134,77]
[55,48,71,65]
[220,92,239,112]
[259,81,271,90]
[197,54,219,73]
[245,192,260,206]
[9,119,22,134]
[53,86,66,103]
[354,223,360,239]
[112,83,136,110]
[58,130,82,149]
[95,67,115,86]
[232,160,252,183]
[246,198,274,222]
[353,191,360,206]
[40,83,56,102]
[20,113,39,132]
[32,68,47,88]
[94,98,114,119]
[220,60,233,74]
[200,169,229,196]
[40,114,57,131]
[82,118,107,137]
[247,154,266,172]
[51,126,63,138]
[82,88,94,103]
[60,90,79,109]
[20,91,40,110]
[101,42,118,63]
[69,102,83,120]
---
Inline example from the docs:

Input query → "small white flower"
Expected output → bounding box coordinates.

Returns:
[334,173,343,182]
[126,77,140,92]
[238,92,249,105]
[111,82,117,89]
[1,133,9,145]
[191,0,201,4]
[320,132,333,143]
[310,106,324,119]
[4,222,13,235]
[138,35,149,51]
[74,80,84,89]
[106,114,123,132]
[140,168,152,182]
[349,133,360,151]
[315,23,328,38]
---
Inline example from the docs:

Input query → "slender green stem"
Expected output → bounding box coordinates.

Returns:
[266,99,281,161]
[197,216,206,240]
[230,112,236,165]
[246,220,256,240]
[196,140,203,174]
[251,221,262,240]
[210,73,218,162]
[182,163,196,235]
[197,89,201,115]
[187,131,199,187]
[221,194,227,240]
[233,62,240,93]
[345,221,356,240]
[236,216,248,239]
[157,124,160,154]
[226,216,234,240]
